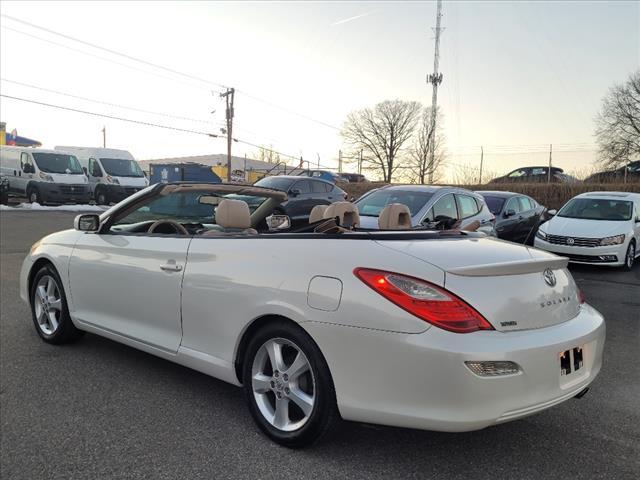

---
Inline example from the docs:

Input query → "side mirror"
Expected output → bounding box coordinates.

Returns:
[504,209,516,218]
[289,188,301,197]
[547,209,557,217]
[74,214,100,232]
[82,166,88,176]
[24,164,34,174]
[266,214,291,231]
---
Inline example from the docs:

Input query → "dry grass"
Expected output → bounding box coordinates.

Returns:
[340,182,640,210]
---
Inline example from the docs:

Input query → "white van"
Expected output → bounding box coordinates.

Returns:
[0,146,90,204]
[55,146,148,205]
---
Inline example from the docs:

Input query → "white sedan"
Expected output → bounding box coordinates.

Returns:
[535,191,640,270]
[20,182,605,448]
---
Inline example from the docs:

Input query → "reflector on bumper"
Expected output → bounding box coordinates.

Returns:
[465,361,520,377]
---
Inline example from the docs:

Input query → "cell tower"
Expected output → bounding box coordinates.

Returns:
[426,0,444,183]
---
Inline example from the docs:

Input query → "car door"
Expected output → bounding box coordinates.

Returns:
[68,192,194,352]
[288,179,313,219]
[454,193,484,229]
[310,180,334,208]
[498,197,522,241]
[516,196,538,242]
[87,158,103,194]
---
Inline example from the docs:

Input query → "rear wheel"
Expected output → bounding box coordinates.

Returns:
[30,264,83,344]
[242,321,338,448]
[623,241,635,271]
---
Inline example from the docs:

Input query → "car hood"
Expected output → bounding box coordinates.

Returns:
[541,216,628,237]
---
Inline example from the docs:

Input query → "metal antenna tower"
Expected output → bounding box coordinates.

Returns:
[426,0,444,183]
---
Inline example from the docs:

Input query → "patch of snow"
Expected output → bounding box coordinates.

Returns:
[0,203,107,212]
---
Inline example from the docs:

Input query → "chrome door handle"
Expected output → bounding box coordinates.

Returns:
[160,263,183,272]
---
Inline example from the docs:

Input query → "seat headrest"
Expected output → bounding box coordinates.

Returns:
[323,202,360,228]
[215,199,251,229]
[378,203,412,230]
[309,205,328,223]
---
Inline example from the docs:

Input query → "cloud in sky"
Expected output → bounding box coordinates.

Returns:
[330,10,377,27]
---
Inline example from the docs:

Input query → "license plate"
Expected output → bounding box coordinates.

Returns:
[560,346,584,376]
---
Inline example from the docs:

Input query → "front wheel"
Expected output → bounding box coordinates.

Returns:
[622,241,635,271]
[95,188,108,206]
[27,188,41,204]
[242,321,339,448]
[30,265,84,344]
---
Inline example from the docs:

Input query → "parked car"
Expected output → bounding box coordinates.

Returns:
[0,146,90,204]
[584,161,640,183]
[55,146,149,205]
[534,191,640,270]
[489,166,578,184]
[355,185,496,234]
[149,162,222,184]
[253,175,347,221]
[476,191,545,244]
[297,169,341,183]
[20,182,604,447]
[339,173,367,183]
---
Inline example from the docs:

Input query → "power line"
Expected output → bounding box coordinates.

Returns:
[1,14,342,132]
[0,78,216,124]
[0,94,221,137]
[1,14,228,90]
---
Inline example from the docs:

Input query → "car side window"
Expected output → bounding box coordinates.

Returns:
[506,197,521,213]
[311,180,328,193]
[293,180,312,194]
[518,196,533,211]
[457,194,480,219]
[531,168,547,176]
[89,158,102,177]
[20,152,32,172]
[431,194,458,220]
[508,169,528,178]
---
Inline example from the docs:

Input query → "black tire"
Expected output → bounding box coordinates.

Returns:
[27,187,41,204]
[0,192,8,205]
[242,320,339,448]
[29,264,84,344]
[622,241,635,271]
[95,187,108,205]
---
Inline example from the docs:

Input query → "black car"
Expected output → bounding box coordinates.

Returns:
[253,175,347,221]
[476,191,545,244]
[584,161,640,183]
[339,173,367,183]
[489,166,578,184]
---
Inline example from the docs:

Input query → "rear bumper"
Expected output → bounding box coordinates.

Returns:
[33,182,90,204]
[534,238,626,266]
[304,303,605,432]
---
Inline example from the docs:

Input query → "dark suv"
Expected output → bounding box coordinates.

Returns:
[254,175,347,220]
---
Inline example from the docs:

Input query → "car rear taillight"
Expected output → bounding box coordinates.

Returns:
[354,268,493,333]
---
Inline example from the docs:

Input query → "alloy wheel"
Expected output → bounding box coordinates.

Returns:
[251,338,316,432]
[627,243,635,269]
[33,275,62,335]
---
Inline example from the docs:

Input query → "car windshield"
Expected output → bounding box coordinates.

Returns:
[32,153,83,174]
[481,195,506,215]
[356,190,434,216]
[254,177,294,191]
[557,198,633,221]
[100,158,144,177]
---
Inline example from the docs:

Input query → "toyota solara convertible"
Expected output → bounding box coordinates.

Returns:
[20,182,605,447]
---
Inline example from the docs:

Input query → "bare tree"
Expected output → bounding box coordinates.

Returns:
[595,71,640,168]
[409,107,446,184]
[342,100,421,182]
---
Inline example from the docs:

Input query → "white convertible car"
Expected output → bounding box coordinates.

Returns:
[20,182,605,447]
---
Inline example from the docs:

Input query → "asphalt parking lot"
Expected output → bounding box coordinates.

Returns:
[1,210,639,480]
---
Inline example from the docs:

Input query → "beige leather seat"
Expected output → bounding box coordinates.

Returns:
[323,202,360,228]
[378,203,412,230]
[202,199,257,235]
[309,205,328,223]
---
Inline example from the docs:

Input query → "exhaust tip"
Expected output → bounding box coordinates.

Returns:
[574,387,589,399]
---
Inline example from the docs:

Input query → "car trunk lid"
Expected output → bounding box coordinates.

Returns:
[376,236,581,332]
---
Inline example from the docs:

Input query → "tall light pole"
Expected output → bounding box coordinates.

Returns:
[426,0,444,184]
[220,88,235,182]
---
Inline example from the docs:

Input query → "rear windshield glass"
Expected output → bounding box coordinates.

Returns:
[254,177,294,191]
[558,198,633,221]
[481,196,506,215]
[100,158,144,177]
[33,153,83,174]
[356,190,434,217]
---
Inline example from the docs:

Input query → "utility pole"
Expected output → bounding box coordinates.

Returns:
[316,153,320,170]
[479,146,484,184]
[548,144,552,183]
[102,126,106,148]
[220,88,235,182]
[426,0,444,184]
[358,149,363,175]
[338,150,343,173]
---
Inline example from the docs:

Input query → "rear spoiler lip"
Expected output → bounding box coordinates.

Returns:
[446,256,569,277]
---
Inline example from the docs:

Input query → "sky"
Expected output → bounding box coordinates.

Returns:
[0,1,638,181]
